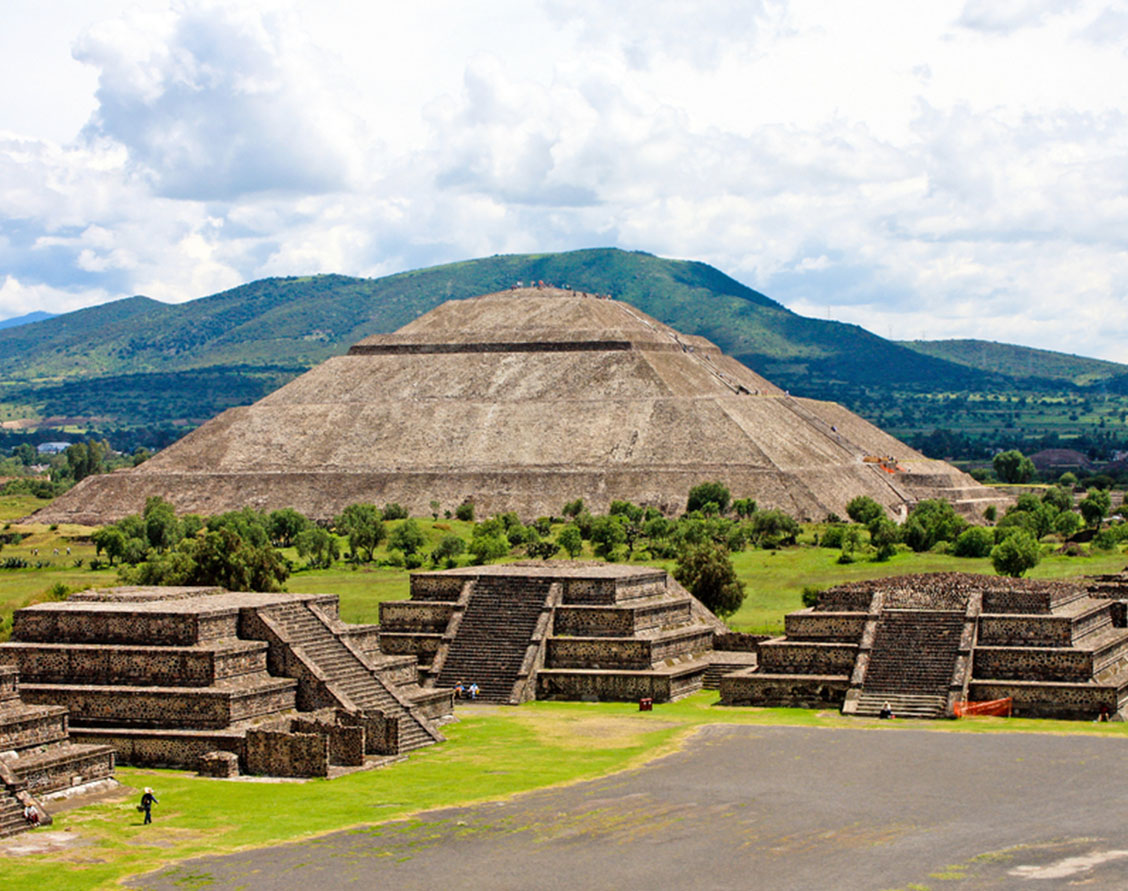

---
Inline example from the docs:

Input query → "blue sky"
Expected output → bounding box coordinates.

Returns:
[2,0,1127,361]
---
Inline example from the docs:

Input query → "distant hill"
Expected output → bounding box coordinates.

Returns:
[0,310,56,331]
[2,248,1126,462]
[900,339,1128,386]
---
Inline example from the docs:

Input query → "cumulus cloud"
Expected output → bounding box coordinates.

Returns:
[1,0,1128,364]
[73,2,359,200]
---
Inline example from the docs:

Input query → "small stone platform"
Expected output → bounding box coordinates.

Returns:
[0,665,115,838]
[378,562,727,704]
[720,572,1128,720]
[0,587,451,776]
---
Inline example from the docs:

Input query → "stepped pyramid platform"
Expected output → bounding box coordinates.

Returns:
[30,287,1005,526]
[378,562,727,704]
[0,665,115,838]
[0,587,450,777]
[720,572,1128,720]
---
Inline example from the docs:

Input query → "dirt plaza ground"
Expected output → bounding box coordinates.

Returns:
[132,723,1128,890]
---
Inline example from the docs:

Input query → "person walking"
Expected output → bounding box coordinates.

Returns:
[140,787,158,824]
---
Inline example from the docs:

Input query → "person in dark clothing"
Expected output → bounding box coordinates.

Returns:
[140,787,158,824]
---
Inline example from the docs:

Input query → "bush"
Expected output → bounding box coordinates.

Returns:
[46,582,70,601]
[387,519,425,556]
[431,534,466,567]
[801,586,823,608]
[821,525,846,549]
[468,534,509,564]
[952,526,994,558]
[455,500,475,522]
[382,502,409,520]
[846,495,884,525]
[984,505,997,523]
[556,524,583,558]
[991,530,1041,577]
[749,509,799,548]
[404,552,425,569]
[562,498,584,518]
[686,481,731,515]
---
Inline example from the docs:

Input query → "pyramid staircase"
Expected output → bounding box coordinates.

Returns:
[434,577,554,703]
[852,611,966,718]
[261,601,440,751]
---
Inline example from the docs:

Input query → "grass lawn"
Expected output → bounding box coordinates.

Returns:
[8,693,1128,890]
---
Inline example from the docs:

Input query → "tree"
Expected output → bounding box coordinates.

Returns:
[387,519,424,556]
[952,526,994,558]
[455,500,475,521]
[1053,510,1083,536]
[901,500,967,552]
[561,498,584,518]
[609,500,644,554]
[382,502,408,520]
[429,500,441,520]
[993,449,1035,484]
[526,537,561,560]
[557,524,583,558]
[468,533,509,564]
[1080,488,1111,529]
[749,509,799,549]
[143,496,181,553]
[991,530,1041,577]
[64,438,110,482]
[673,542,745,618]
[268,508,310,547]
[295,527,340,568]
[92,527,127,565]
[13,443,36,466]
[687,481,731,515]
[334,503,385,562]
[732,498,757,519]
[867,517,899,561]
[1041,486,1073,513]
[431,534,466,567]
[846,495,884,525]
[589,515,627,560]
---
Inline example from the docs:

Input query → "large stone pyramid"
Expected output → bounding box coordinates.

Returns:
[34,287,1001,524]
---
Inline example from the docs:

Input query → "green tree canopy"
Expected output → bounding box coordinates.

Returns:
[673,542,745,618]
[993,449,1036,484]
[990,529,1041,577]
[1079,488,1112,529]
[686,481,731,515]
[846,495,884,525]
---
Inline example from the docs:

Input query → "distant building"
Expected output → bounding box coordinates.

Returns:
[36,441,71,455]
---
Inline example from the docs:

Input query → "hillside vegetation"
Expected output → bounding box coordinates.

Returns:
[3,248,1128,460]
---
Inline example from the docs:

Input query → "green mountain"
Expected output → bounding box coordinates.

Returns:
[2,248,1127,461]
[899,339,1128,386]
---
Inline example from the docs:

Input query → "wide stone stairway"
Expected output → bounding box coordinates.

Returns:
[262,601,440,752]
[435,577,552,703]
[854,610,965,718]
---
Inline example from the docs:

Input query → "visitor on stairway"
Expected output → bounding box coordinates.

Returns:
[468,682,480,700]
[454,681,465,699]
[879,702,893,720]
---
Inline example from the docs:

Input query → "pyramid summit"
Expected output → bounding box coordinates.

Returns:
[33,286,1001,524]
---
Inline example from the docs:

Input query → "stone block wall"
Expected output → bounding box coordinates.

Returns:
[968,680,1119,720]
[720,673,850,708]
[3,643,267,687]
[813,589,873,612]
[547,638,651,670]
[0,707,67,750]
[757,642,858,675]
[379,602,455,632]
[977,615,1073,647]
[409,575,465,601]
[783,612,867,642]
[972,647,1093,682]
[339,710,398,756]
[291,718,365,767]
[71,730,244,769]
[0,666,17,701]
[245,730,329,778]
[713,632,767,652]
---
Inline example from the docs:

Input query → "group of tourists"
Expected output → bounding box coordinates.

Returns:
[453,681,480,700]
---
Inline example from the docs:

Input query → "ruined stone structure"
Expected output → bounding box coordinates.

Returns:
[378,563,728,703]
[721,573,1128,720]
[0,587,450,777]
[31,288,1004,525]
[0,664,116,837]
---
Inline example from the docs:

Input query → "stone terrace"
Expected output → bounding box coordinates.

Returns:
[720,572,1128,720]
[378,562,727,704]
[0,587,450,777]
[0,665,115,838]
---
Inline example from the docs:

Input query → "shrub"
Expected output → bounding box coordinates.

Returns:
[404,552,425,570]
[557,524,583,558]
[562,498,584,518]
[991,530,1041,577]
[801,586,823,608]
[455,500,475,522]
[387,519,425,556]
[686,481,731,515]
[952,526,994,558]
[382,502,409,520]
[431,534,466,567]
[821,525,846,549]
[845,495,883,525]
[984,505,997,523]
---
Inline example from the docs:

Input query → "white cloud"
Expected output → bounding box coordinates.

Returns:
[1,0,1127,365]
